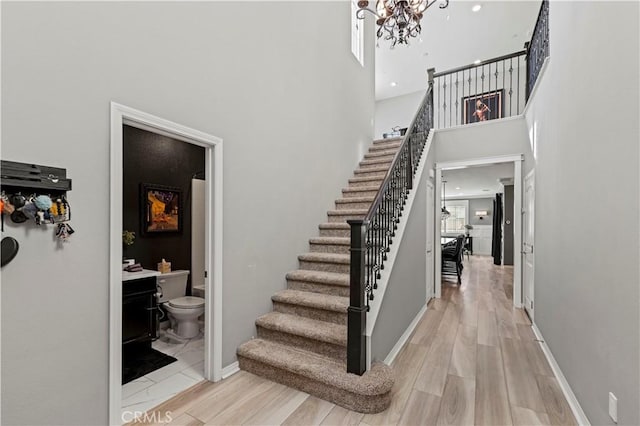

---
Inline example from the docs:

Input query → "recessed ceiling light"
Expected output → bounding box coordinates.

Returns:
[455,187,461,190]
[482,189,490,191]
[472,4,482,12]
[390,81,398,87]
[474,59,481,65]
[419,37,424,43]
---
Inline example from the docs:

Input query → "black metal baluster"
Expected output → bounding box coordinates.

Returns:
[509,57,513,116]
[438,77,441,128]
[487,62,497,120]
[517,55,520,114]
[455,72,459,126]
[495,61,500,118]
[475,66,478,113]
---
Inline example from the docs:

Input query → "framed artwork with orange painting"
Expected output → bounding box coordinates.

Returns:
[141,183,182,234]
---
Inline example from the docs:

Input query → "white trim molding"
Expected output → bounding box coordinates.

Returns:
[532,323,591,426]
[221,361,240,380]
[109,103,223,425]
[383,304,427,366]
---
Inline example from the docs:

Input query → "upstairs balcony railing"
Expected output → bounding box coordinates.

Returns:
[346,0,549,376]
[429,0,549,130]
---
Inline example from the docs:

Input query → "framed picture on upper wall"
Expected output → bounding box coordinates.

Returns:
[462,89,504,124]
[140,183,183,234]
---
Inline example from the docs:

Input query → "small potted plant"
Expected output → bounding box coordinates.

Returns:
[122,230,136,267]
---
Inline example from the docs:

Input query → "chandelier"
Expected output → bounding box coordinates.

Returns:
[357,0,449,47]
[441,179,451,220]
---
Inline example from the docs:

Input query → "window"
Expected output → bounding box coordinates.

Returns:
[351,0,364,66]
[441,200,469,234]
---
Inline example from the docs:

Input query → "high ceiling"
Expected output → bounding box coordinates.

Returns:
[442,163,514,198]
[375,1,541,100]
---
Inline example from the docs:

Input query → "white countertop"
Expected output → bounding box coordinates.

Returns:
[122,269,161,282]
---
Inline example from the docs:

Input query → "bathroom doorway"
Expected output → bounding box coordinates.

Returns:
[109,104,223,425]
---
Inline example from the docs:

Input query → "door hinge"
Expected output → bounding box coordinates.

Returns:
[204,270,208,278]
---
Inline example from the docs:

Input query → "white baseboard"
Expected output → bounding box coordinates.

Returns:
[221,361,240,379]
[383,304,428,366]
[531,323,590,426]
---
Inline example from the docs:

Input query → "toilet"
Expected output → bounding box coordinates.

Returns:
[156,270,205,339]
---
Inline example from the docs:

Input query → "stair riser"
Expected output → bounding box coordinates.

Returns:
[328,214,365,223]
[237,357,391,414]
[256,326,345,361]
[273,301,347,325]
[310,243,350,255]
[287,280,349,297]
[299,260,350,274]
[354,169,388,178]
[319,228,350,238]
[370,142,401,151]
[360,159,392,168]
[335,200,372,210]
[365,151,397,159]
[348,179,384,188]
[343,189,379,198]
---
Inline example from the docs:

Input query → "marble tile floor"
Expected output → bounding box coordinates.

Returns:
[122,331,205,423]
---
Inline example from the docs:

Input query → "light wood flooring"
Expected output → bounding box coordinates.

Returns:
[129,256,576,426]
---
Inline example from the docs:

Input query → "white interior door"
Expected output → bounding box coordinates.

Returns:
[426,182,435,302]
[523,170,535,319]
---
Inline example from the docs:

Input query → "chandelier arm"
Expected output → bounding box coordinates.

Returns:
[356,7,379,19]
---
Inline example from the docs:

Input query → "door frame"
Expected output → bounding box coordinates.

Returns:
[426,180,435,301]
[109,103,223,425]
[523,169,535,319]
[434,154,523,307]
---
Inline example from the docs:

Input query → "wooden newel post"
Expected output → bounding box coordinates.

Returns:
[347,219,367,375]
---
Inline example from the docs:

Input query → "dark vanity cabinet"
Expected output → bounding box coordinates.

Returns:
[123,276,158,345]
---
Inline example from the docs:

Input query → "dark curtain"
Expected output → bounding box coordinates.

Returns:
[491,194,503,265]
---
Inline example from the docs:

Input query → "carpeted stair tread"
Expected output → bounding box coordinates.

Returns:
[237,339,394,396]
[373,136,403,144]
[343,185,380,194]
[256,312,346,346]
[370,142,401,152]
[286,269,349,287]
[365,150,398,159]
[348,176,384,184]
[272,289,348,313]
[309,236,351,246]
[299,252,350,264]
[335,197,375,205]
[319,222,350,230]
[360,157,393,167]
[327,209,368,216]
[354,166,389,175]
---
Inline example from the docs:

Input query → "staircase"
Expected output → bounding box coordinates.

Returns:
[236,137,402,414]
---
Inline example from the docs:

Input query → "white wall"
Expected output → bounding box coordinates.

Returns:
[0,2,375,424]
[374,90,425,139]
[524,2,639,425]
[434,116,533,170]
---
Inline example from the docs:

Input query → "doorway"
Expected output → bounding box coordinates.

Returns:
[523,170,535,319]
[434,155,524,307]
[109,103,223,425]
